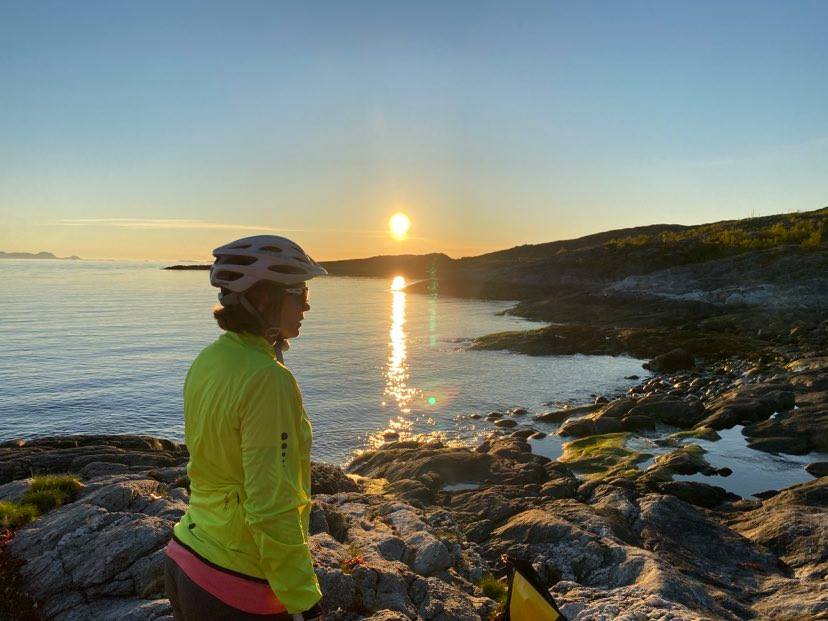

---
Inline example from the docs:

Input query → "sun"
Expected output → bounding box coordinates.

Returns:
[391,275,406,291]
[389,212,411,241]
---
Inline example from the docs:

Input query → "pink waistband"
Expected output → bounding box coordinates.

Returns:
[165,538,285,615]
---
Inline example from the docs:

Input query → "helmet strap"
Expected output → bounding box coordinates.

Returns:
[238,293,285,361]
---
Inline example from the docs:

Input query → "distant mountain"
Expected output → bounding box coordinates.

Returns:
[0,251,81,260]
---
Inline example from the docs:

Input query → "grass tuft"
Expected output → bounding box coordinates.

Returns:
[0,502,39,529]
[0,474,83,529]
[478,573,507,603]
[28,474,83,497]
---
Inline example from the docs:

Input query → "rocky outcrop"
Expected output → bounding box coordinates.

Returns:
[0,436,188,486]
[1,436,496,621]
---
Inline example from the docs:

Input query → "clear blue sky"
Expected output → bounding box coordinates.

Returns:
[1,1,826,260]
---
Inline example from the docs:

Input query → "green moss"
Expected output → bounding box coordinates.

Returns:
[0,501,39,528]
[559,433,650,479]
[478,573,507,603]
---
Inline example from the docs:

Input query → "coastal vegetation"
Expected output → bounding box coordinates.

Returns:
[0,474,82,528]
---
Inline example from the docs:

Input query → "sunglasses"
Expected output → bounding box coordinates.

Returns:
[284,286,309,304]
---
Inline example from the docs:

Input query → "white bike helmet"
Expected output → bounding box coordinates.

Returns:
[210,235,327,293]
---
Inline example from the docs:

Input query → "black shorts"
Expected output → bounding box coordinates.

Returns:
[164,555,292,620]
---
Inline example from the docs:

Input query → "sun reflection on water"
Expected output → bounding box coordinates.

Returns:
[384,277,417,414]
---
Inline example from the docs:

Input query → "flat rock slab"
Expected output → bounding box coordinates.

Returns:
[0,435,189,485]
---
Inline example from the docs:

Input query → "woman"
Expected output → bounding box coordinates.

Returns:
[165,235,327,620]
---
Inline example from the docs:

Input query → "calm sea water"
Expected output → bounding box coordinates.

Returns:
[2,260,821,497]
[0,260,642,465]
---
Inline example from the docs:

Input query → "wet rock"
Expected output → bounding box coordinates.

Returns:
[743,390,828,454]
[626,397,705,428]
[644,444,716,480]
[618,414,656,432]
[598,398,638,419]
[311,462,359,495]
[746,436,810,455]
[655,480,734,508]
[509,428,536,439]
[529,431,546,440]
[558,414,622,437]
[534,404,597,423]
[643,348,695,374]
[699,382,796,430]
[805,462,828,478]
[508,407,529,416]
[494,418,517,428]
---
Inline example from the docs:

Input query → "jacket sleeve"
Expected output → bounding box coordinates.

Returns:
[239,366,322,614]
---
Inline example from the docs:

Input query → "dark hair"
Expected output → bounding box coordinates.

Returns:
[213,281,286,335]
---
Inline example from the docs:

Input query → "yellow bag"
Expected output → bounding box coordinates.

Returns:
[503,557,566,621]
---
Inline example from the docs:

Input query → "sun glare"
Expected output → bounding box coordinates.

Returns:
[391,275,406,291]
[389,212,411,241]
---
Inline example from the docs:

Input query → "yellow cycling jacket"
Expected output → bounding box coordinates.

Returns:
[172,331,322,614]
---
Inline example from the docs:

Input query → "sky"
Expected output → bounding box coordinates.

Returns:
[1,1,826,261]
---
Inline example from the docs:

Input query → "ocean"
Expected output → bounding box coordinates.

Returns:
[0,260,642,465]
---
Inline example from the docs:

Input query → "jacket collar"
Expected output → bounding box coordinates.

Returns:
[223,331,276,359]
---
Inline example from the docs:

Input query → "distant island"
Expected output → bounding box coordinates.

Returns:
[0,251,80,260]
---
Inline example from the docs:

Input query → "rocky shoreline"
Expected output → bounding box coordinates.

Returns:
[1,341,826,620]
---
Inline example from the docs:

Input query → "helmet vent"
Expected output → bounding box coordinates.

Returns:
[229,244,252,249]
[215,269,244,281]
[219,255,257,266]
[259,246,284,254]
[267,264,306,274]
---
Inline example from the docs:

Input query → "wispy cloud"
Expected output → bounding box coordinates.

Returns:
[52,218,425,240]
[55,218,274,231]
